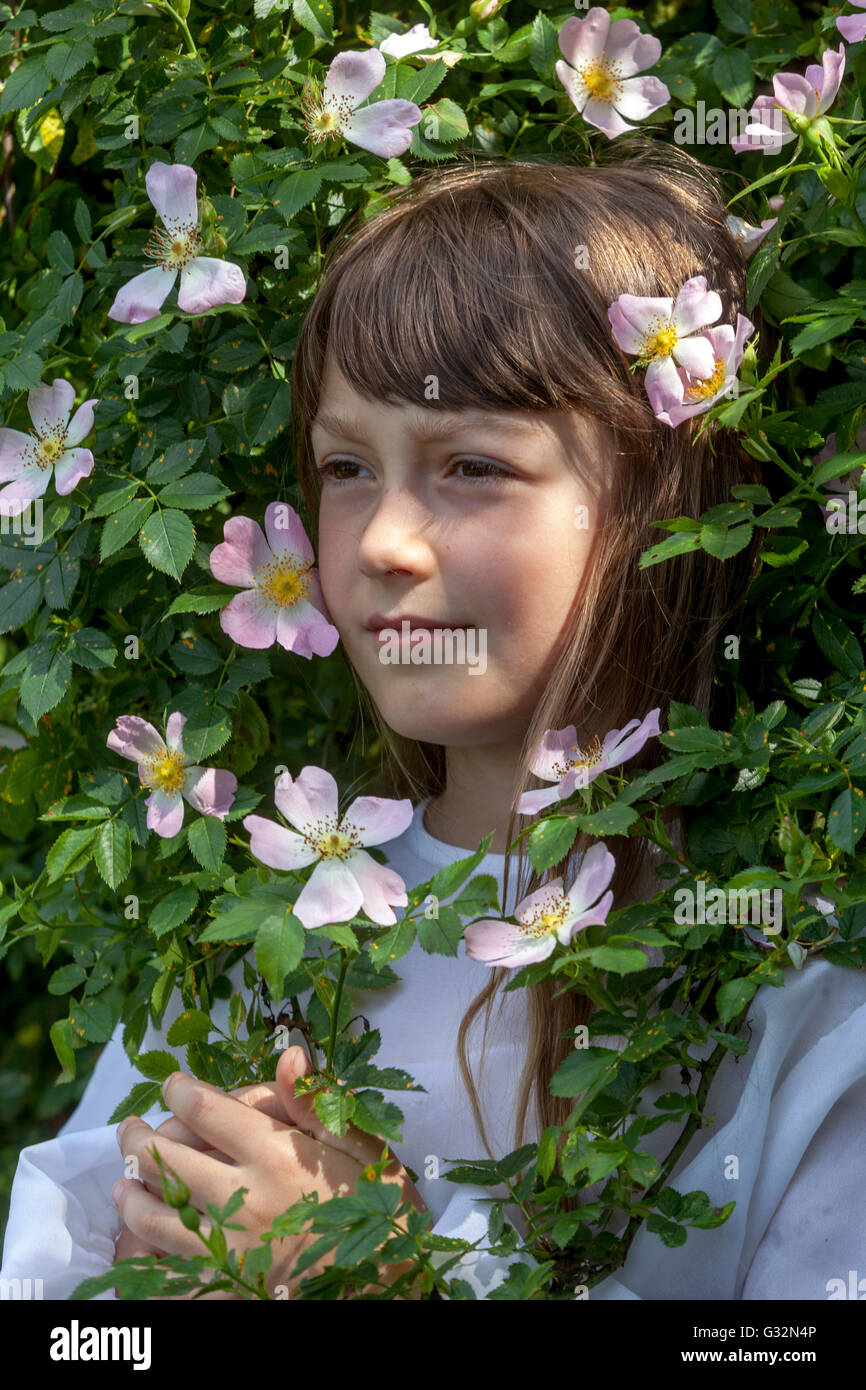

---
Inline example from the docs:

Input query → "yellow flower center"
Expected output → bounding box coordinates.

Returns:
[638,317,679,360]
[141,747,188,796]
[145,220,203,271]
[40,436,63,463]
[519,891,569,940]
[577,55,623,106]
[254,555,313,611]
[550,734,603,779]
[302,815,362,860]
[684,356,727,400]
[24,426,67,471]
[301,78,356,145]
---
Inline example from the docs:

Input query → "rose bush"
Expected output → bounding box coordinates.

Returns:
[1,0,866,1298]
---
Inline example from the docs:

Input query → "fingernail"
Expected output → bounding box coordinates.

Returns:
[112,1180,126,1204]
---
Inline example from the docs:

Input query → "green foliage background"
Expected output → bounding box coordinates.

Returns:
[1,0,866,1292]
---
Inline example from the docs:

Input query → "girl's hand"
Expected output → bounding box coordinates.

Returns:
[112,1046,429,1298]
[113,1074,290,1300]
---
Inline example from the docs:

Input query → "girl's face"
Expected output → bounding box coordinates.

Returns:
[312,355,609,748]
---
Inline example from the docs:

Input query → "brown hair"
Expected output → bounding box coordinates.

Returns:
[291,143,762,1158]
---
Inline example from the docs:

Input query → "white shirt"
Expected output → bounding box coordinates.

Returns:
[2,798,865,1299]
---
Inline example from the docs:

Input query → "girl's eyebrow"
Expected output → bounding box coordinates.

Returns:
[311,409,539,443]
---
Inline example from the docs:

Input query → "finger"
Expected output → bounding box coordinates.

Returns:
[117,1117,247,1211]
[113,1178,209,1257]
[161,1070,296,1165]
[275,1047,399,1171]
[114,1221,164,1262]
[155,1081,285,1149]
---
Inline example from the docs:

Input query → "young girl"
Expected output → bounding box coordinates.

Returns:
[3,147,865,1301]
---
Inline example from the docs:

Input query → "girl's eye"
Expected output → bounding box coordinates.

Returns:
[451,458,513,483]
[316,458,370,483]
[316,457,513,484]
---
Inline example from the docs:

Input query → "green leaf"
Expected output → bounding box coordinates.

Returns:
[50,1017,76,1080]
[0,568,42,631]
[139,509,196,581]
[292,0,333,41]
[48,963,88,995]
[136,1049,181,1082]
[255,908,304,998]
[272,168,322,221]
[827,786,866,854]
[527,815,578,874]
[417,905,464,956]
[21,647,71,721]
[812,609,863,679]
[166,1009,212,1044]
[314,1085,356,1137]
[713,0,754,34]
[94,818,132,889]
[158,473,231,510]
[100,498,154,561]
[639,530,702,567]
[45,824,99,880]
[712,48,753,105]
[351,1091,405,1144]
[70,996,114,1043]
[149,885,199,938]
[528,12,559,81]
[187,815,227,870]
[791,315,857,356]
[549,1045,620,1098]
[420,98,469,144]
[716,975,758,1025]
[108,1081,166,1124]
[0,58,51,113]
[585,945,648,974]
[700,523,753,559]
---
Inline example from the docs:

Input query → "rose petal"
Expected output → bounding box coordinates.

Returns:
[53,448,94,495]
[243,813,317,870]
[107,267,178,325]
[107,716,165,763]
[177,257,246,315]
[275,764,339,829]
[28,379,74,435]
[145,161,198,233]
[323,49,386,106]
[209,514,272,588]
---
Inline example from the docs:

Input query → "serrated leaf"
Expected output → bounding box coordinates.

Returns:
[45,824,99,881]
[135,1049,182,1082]
[314,1085,356,1137]
[149,885,199,938]
[187,815,227,870]
[166,1009,212,1044]
[20,647,71,721]
[827,786,866,854]
[417,905,464,956]
[255,908,304,998]
[94,817,132,888]
[108,1080,166,1124]
[139,508,196,581]
[100,498,154,561]
[48,963,87,995]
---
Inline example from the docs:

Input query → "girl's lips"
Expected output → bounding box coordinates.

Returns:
[365,613,470,632]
